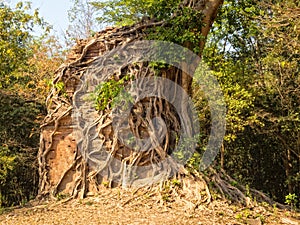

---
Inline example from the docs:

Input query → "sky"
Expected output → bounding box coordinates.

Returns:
[8,0,72,36]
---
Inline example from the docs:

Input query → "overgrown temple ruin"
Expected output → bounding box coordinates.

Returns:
[38,0,224,198]
[37,0,286,209]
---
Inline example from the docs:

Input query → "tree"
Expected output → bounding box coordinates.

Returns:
[254,0,299,200]
[66,0,102,42]
[0,1,41,88]
[200,0,299,204]
[38,0,230,203]
[0,2,64,206]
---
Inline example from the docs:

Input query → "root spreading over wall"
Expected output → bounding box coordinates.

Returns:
[38,22,196,198]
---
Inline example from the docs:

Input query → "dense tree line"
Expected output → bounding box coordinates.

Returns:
[203,0,299,203]
[0,1,63,206]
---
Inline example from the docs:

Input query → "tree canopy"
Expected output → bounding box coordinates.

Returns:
[202,0,299,202]
[0,1,63,206]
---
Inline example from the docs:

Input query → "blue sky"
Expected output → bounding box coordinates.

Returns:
[9,0,72,36]
[32,0,72,34]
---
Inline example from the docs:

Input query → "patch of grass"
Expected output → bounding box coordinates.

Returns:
[162,193,171,202]
[85,201,93,206]
[171,179,181,187]
[102,181,109,188]
[218,211,225,216]
[55,193,70,201]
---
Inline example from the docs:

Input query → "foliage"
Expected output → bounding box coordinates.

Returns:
[254,1,300,199]
[285,193,298,210]
[0,93,44,207]
[0,146,16,206]
[0,2,63,206]
[0,147,16,188]
[13,36,65,101]
[92,75,133,111]
[147,7,204,53]
[91,0,181,26]
[0,1,48,89]
[92,0,204,53]
[67,0,102,42]
[201,0,300,203]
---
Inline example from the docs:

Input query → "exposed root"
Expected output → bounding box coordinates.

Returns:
[205,167,289,209]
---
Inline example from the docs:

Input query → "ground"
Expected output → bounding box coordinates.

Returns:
[0,187,299,225]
